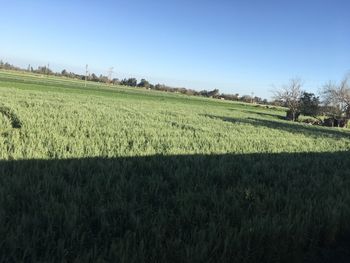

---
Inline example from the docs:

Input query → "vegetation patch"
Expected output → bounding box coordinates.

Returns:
[1,71,350,262]
[0,104,22,128]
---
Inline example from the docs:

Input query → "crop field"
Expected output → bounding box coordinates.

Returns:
[1,70,350,262]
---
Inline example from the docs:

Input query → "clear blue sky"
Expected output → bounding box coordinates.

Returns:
[1,0,349,98]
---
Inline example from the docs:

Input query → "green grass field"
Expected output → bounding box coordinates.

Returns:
[1,70,350,262]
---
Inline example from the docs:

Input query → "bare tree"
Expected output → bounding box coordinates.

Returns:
[321,75,350,119]
[273,78,303,121]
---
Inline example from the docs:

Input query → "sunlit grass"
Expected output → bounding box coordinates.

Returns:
[0,71,349,160]
[1,71,350,262]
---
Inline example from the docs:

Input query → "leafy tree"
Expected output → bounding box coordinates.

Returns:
[138,79,150,88]
[0,61,19,70]
[253,96,262,104]
[199,89,220,97]
[207,89,220,97]
[99,75,109,83]
[120,78,138,87]
[126,78,137,87]
[199,90,208,96]
[112,78,120,85]
[120,78,127,85]
[240,95,252,103]
[35,66,53,75]
[219,93,239,101]
[91,73,99,82]
[61,69,68,77]
[299,92,320,118]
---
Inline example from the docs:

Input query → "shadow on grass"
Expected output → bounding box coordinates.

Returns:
[1,152,350,262]
[205,114,350,139]
[0,105,22,128]
[241,109,286,120]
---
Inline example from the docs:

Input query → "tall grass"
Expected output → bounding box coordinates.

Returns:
[1,71,350,262]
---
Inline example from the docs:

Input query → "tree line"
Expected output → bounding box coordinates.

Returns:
[273,77,350,127]
[2,60,348,126]
[0,60,268,104]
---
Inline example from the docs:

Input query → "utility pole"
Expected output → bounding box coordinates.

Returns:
[251,92,254,104]
[85,64,89,87]
[108,67,114,85]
